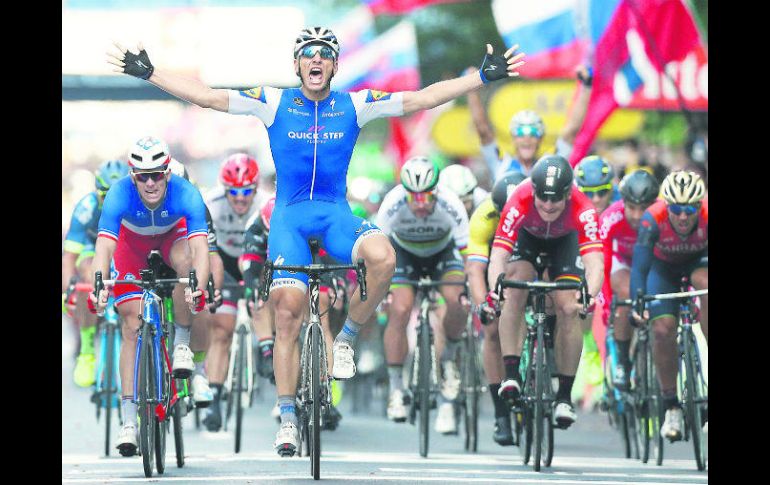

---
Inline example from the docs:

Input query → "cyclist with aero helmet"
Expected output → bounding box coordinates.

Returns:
[465,170,526,445]
[109,27,525,455]
[438,164,489,216]
[575,155,620,216]
[375,157,470,434]
[63,159,129,387]
[630,171,707,441]
[486,155,605,428]
[597,170,660,389]
[89,136,211,456]
[201,153,269,432]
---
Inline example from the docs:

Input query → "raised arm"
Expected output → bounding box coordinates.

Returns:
[401,44,525,115]
[558,66,593,148]
[107,42,229,112]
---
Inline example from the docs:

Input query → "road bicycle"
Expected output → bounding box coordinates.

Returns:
[636,278,708,470]
[458,295,484,452]
[259,239,367,480]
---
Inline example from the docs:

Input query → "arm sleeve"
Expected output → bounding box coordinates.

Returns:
[598,211,615,290]
[97,185,126,242]
[227,87,282,127]
[205,206,218,253]
[448,195,470,252]
[63,198,91,254]
[630,213,658,299]
[182,184,209,240]
[375,187,403,236]
[492,188,528,254]
[350,90,405,127]
[572,188,604,255]
[466,200,496,264]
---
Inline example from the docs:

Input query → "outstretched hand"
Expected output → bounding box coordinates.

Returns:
[107,42,155,80]
[479,43,525,84]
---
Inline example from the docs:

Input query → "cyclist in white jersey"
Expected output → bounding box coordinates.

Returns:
[108,28,525,455]
[376,157,470,434]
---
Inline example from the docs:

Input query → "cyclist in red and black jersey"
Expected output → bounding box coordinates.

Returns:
[485,155,604,427]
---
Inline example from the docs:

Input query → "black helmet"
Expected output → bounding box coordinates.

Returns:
[530,155,574,201]
[619,169,660,205]
[491,170,527,212]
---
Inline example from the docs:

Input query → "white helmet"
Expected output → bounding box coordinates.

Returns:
[294,27,340,59]
[660,171,705,204]
[509,110,545,138]
[400,156,439,193]
[438,164,478,197]
[128,136,170,171]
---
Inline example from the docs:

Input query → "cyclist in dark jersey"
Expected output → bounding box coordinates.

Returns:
[109,28,526,455]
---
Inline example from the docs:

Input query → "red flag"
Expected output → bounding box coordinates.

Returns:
[569,0,703,166]
[363,0,467,15]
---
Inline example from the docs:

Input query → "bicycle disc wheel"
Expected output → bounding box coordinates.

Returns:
[683,333,707,471]
[104,325,115,457]
[139,326,156,477]
[310,325,321,480]
[235,330,247,454]
[172,385,185,468]
[532,327,545,471]
[418,325,431,458]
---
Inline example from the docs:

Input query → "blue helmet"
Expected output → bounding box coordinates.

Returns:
[574,155,613,189]
[95,159,130,191]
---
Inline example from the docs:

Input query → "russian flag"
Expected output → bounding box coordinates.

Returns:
[569,0,703,165]
[333,5,376,55]
[363,0,467,15]
[332,20,420,92]
[491,0,589,79]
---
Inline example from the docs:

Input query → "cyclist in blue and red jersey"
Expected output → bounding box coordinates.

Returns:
[630,170,707,442]
[108,27,526,455]
[486,155,605,428]
[63,159,129,387]
[89,136,211,456]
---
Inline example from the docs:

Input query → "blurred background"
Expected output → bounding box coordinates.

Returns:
[62,0,708,236]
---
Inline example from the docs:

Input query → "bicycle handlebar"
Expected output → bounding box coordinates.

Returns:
[396,279,467,289]
[259,259,368,302]
[495,273,589,319]
[641,289,708,301]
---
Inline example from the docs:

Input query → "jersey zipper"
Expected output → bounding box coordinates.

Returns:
[546,221,551,238]
[310,100,319,200]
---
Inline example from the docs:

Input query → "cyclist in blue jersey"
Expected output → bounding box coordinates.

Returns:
[89,136,212,456]
[63,159,129,387]
[108,27,526,455]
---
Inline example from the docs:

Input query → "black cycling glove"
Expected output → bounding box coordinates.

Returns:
[479,50,509,84]
[122,48,155,80]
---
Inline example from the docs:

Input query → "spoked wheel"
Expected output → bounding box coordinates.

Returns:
[310,326,321,480]
[235,330,247,454]
[138,326,156,478]
[417,326,432,458]
[682,334,707,471]
[103,324,115,457]
[462,335,480,453]
[172,384,185,468]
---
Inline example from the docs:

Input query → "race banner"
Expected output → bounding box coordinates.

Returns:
[363,0,468,15]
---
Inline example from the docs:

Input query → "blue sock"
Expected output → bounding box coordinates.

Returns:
[278,395,298,427]
[335,317,363,346]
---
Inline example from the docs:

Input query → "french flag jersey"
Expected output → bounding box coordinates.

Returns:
[97,175,208,242]
[228,87,403,206]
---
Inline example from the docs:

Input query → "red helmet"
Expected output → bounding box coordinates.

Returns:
[261,197,276,231]
[219,153,259,188]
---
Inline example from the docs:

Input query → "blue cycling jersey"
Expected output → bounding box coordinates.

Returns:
[228,87,403,206]
[64,191,101,255]
[98,175,208,241]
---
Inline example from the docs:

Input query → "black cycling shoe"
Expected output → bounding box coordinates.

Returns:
[322,404,342,431]
[202,401,222,432]
[493,416,514,446]
[258,346,275,380]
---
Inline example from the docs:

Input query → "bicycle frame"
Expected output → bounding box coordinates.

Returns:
[94,296,122,405]
[410,286,440,405]
[225,299,256,406]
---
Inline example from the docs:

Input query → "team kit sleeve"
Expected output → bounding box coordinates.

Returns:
[446,193,470,254]
[180,182,209,240]
[466,200,496,264]
[629,212,659,300]
[97,182,128,242]
[63,197,93,254]
[350,90,405,127]
[374,186,403,236]
[492,183,530,254]
[227,86,282,126]
[570,188,604,256]
[598,208,618,286]
[205,205,218,254]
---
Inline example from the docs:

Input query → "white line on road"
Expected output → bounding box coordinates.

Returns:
[377,467,707,481]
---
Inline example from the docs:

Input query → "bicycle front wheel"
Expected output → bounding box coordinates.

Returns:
[155,341,169,475]
[462,332,479,453]
[310,325,321,480]
[172,385,185,468]
[532,327,545,471]
[138,325,156,478]
[418,325,432,458]
[103,324,115,457]
[682,332,707,471]
[235,330,247,454]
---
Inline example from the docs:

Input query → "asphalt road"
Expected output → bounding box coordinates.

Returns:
[62,318,707,484]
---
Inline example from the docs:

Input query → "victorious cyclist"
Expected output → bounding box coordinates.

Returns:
[108,27,525,455]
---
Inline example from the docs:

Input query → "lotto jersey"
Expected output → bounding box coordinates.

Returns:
[493,180,603,256]
[64,191,101,254]
[228,87,403,206]
[98,175,208,242]
[375,185,469,258]
[599,200,638,267]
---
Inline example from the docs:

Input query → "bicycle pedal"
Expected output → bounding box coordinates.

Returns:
[117,444,138,457]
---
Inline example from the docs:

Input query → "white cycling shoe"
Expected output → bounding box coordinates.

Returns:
[191,374,213,407]
[435,402,457,434]
[661,407,684,441]
[387,389,407,422]
[274,422,300,457]
[553,401,577,429]
[332,341,356,379]
[440,361,461,401]
[172,344,195,378]
[116,423,139,457]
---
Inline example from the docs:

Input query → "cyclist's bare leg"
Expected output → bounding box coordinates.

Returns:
[652,315,679,392]
[551,289,583,376]
[384,286,415,366]
[691,267,708,342]
[320,290,334,375]
[611,269,632,341]
[346,234,396,324]
[271,287,306,397]
[438,272,467,341]
[498,260,535,358]
[433,304,446,364]
[206,313,236,384]
[251,303,274,339]
[482,317,504,383]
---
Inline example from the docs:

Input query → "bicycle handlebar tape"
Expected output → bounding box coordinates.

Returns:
[207,275,216,314]
[357,258,367,301]
[260,261,273,302]
[495,273,505,301]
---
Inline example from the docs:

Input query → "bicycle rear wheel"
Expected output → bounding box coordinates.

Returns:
[155,341,169,475]
[235,329,247,454]
[310,325,321,480]
[138,325,156,477]
[418,324,431,458]
[103,324,115,457]
[648,350,664,466]
[634,340,651,463]
[462,332,479,452]
[172,384,185,468]
[682,332,707,470]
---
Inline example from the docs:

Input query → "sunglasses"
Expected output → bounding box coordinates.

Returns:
[535,193,566,203]
[668,203,699,216]
[513,125,543,138]
[299,45,336,60]
[132,170,168,183]
[227,186,257,197]
[406,191,436,204]
[579,185,612,198]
